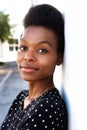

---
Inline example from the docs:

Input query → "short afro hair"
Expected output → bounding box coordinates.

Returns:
[23,4,65,57]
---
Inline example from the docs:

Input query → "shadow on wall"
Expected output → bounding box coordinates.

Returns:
[61,87,69,130]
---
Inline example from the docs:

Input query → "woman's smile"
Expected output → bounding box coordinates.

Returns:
[20,65,39,73]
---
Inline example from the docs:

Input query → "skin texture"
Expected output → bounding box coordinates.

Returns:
[16,26,62,108]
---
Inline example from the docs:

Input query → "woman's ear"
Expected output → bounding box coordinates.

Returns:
[56,53,63,66]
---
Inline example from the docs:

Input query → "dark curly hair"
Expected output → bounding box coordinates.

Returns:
[23,4,65,57]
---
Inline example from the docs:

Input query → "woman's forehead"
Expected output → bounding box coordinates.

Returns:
[21,26,58,45]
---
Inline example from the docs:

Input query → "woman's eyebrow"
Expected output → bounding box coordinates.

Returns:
[20,37,28,44]
[38,40,53,47]
[20,37,53,47]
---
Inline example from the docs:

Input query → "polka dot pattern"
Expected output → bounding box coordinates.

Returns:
[0,88,67,130]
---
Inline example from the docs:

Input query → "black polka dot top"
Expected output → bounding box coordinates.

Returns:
[0,88,68,130]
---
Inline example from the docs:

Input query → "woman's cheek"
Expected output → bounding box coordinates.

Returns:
[18,52,24,59]
[16,52,23,65]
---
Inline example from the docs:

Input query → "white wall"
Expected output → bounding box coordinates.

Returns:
[64,0,87,130]
[37,0,87,130]
[0,42,17,62]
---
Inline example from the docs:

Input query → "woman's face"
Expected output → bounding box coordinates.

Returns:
[17,26,61,82]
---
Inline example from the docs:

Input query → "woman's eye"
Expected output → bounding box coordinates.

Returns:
[39,48,48,53]
[19,46,27,51]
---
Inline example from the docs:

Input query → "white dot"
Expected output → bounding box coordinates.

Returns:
[57,108,60,110]
[45,109,48,112]
[46,100,49,103]
[56,117,58,120]
[51,105,53,107]
[54,111,57,114]
[15,108,17,110]
[59,114,61,116]
[57,124,59,126]
[35,109,37,112]
[12,118,14,120]
[39,114,41,117]
[32,119,34,121]
[61,120,63,122]
[13,126,15,128]
[34,124,37,127]
[61,125,64,128]
[62,105,64,107]
[40,104,43,107]
[26,123,28,126]
[42,120,45,122]
[52,122,54,124]
[49,115,52,118]
[29,115,31,118]
[45,125,48,128]
[15,102,17,104]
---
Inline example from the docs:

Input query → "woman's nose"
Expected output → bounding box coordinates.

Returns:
[24,50,36,62]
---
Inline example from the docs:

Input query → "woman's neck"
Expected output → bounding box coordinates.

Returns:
[28,76,54,99]
[23,77,55,109]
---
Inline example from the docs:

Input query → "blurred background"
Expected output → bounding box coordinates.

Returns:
[0,0,63,126]
[0,0,32,62]
[0,0,87,130]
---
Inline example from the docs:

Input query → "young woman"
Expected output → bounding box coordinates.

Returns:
[0,4,68,130]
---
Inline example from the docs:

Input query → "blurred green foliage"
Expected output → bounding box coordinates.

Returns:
[0,11,13,42]
[8,38,18,44]
[0,62,5,66]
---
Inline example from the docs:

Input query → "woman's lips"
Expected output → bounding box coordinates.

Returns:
[20,66,38,73]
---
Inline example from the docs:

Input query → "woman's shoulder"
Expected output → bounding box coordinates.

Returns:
[42,87,65,105]
[12,90,28,104]
[16,90,28,99]
[7,90,28,114]
[30,88,67,128]
[34,88,66,113]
